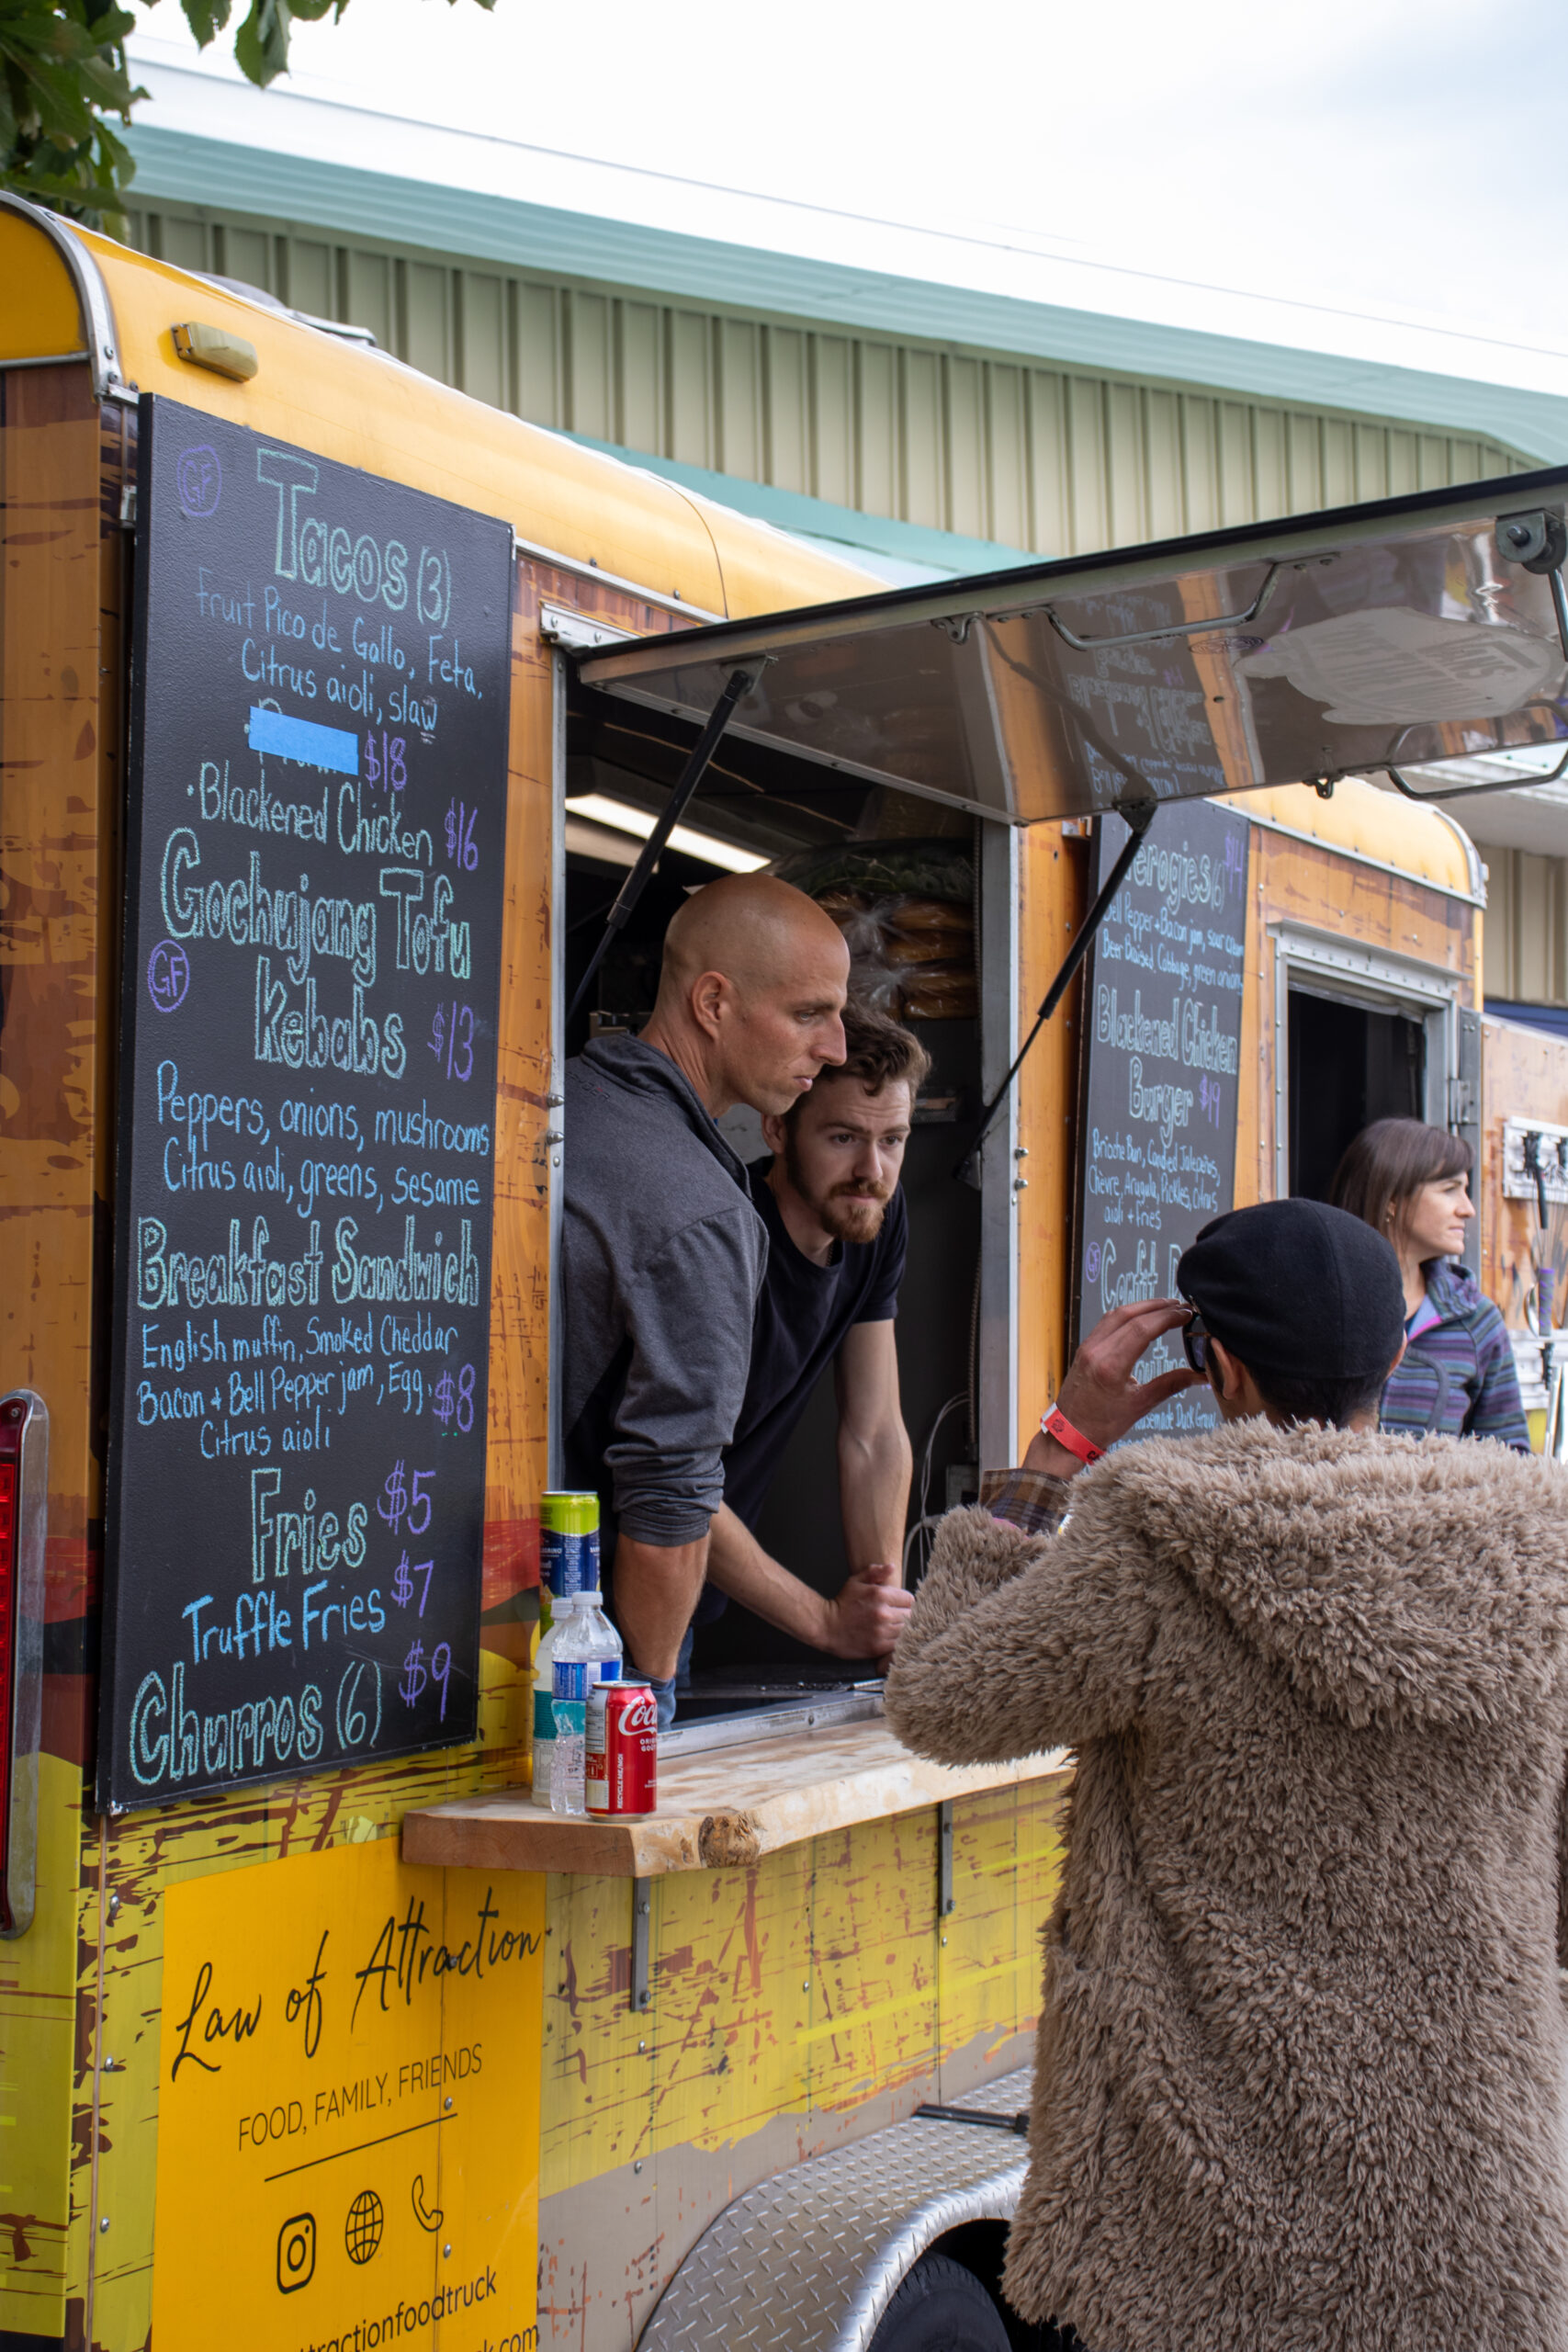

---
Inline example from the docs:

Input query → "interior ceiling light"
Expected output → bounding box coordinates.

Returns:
[564,793,767,874]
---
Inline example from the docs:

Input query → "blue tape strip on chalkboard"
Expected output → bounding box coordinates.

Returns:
[247,705,359,775]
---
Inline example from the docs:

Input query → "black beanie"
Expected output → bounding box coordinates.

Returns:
[1176,1199,1404,1382]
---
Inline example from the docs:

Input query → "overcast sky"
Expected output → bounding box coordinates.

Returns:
[130,0,1568,372]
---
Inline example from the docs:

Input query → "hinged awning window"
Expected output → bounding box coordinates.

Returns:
[577,465,1568,823]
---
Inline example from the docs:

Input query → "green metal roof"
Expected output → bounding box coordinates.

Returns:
[123,121,1568,464]
[560,435,1034,582]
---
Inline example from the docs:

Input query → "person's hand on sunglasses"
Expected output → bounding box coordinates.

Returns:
[1023,1296,1207,1480]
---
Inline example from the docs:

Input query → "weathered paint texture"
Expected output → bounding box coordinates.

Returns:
[0,354,563,2345]
[536,1777,1067,2352]
[0,361,122,2348]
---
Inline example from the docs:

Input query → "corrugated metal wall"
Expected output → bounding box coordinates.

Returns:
[128,200,1563,1004]
[123,203,1530,560]
[1483,850,1568,1004]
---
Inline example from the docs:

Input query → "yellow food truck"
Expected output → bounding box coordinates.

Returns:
[0,187,1562,2352]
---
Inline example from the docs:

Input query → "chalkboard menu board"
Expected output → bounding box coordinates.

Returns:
[98,398,513,1812]
[1073,798,1250,1440]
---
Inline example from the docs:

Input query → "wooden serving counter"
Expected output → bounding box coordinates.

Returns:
[402,1717,1070,1877]
[401,1715,1074,2346]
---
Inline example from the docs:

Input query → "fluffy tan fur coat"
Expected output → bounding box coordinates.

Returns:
[884,1421,1568,2351]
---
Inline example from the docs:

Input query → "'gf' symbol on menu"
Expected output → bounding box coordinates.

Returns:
[147,940,190,1014]
[176,444,221,518]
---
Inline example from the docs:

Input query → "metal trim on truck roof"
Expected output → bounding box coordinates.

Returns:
[1243,779,1486,905]
[0,194,133,404]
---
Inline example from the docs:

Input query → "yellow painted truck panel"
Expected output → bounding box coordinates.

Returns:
[150,1840,544,2352]
[536,1777,1068,2350]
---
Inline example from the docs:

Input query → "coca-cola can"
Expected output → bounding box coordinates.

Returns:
[585,1679,658,1816]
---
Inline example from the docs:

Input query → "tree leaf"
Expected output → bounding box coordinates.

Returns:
[1,0,142,222]
[178,0,233,49]
[232,0,290,86]
[2,0,491,224]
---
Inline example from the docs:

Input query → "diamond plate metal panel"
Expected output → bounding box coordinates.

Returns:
[637,2065,1032,2351]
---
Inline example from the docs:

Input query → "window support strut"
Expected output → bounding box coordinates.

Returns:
[566,663,759,1027]
[955,795,1158,1184]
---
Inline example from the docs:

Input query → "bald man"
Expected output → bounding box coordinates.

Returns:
[561,873,850,1724]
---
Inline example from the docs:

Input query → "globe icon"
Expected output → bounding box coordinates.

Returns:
[345,2189,384,2266]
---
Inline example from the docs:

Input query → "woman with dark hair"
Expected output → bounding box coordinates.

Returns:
[1330,1116,1529,1450]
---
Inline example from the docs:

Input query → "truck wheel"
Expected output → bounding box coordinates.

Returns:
[868,2253,1012,2351]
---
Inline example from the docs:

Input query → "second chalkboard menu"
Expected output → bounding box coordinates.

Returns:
[98,398,513,1812]
[1073,798,1250,1440]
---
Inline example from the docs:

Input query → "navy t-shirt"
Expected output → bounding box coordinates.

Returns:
[719,1159,908,1538]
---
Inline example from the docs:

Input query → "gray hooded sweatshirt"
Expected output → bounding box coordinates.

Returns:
[562,1033,766,1548]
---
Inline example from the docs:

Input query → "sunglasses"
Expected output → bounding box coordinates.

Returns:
[1180,1304,1211,1376]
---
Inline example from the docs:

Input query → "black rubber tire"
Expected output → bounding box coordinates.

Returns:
[867,2253,1013,2352]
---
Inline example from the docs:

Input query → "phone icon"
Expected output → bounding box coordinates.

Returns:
[276,2211,316,2294]
[411,2174,444,2233]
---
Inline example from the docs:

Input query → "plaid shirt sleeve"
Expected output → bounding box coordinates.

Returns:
[977,1466,1074,1538]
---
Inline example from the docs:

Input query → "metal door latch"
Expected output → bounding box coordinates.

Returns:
[937,1802,954,1918]
[630,1880,651,2013]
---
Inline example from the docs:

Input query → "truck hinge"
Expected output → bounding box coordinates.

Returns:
[630,1878,651,2013]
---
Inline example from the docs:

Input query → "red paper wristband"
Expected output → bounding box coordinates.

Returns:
[1041,1404,1105,1466]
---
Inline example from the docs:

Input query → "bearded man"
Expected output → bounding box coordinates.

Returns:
[562,871,850,1724]
[702,1001,928,1668]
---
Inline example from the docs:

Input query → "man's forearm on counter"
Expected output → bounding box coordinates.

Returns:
[838,1418,911,1569]
[612,1532,709,1682]
[705,1504,831,1646]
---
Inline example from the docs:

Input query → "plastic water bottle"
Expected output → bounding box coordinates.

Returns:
[531,1600,561,1808]
[579,1589,623,1688]
[549,1591,623,1815]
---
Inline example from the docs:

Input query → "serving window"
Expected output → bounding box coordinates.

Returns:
[556,678,1015,1740]
[555,461,1545,1745]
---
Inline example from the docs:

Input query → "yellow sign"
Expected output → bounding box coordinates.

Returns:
[152,1838,544,2352]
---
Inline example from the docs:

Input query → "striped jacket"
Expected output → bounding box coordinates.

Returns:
[1380,1260,1529,1452]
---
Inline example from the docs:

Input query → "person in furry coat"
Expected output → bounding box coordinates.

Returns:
[884,1198,1568,2352]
